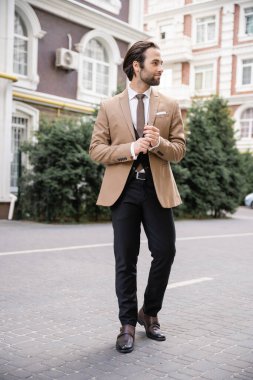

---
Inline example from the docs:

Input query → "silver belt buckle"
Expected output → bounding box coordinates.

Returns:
[136,171,146,180]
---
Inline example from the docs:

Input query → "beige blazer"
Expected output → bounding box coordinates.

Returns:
[89,88,186,208]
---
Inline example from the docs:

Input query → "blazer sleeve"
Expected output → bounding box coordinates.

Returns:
[149,101,186,163]
[89,102,134,165]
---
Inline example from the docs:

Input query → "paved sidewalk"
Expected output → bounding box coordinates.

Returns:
[0,207,253,380]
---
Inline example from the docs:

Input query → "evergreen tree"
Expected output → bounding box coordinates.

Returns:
[182,101,224,217]
[205,96,243,216]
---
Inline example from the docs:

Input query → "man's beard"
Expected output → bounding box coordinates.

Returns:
[140,72,161,86]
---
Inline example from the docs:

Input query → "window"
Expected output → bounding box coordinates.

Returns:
[11,102,39,193]
[245,7,253,35]
[13,12,28,76]
[82,39,109,96]
[196,15,216,44]
[77,30,121,104]
[194,64,214,92]
[240,108,253,138]
[11,116,28,192]
[13,2,45,90]
[242,58,253,86]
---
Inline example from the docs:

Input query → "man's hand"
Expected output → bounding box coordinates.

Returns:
[143,125,160,147]
[134,137,150,155]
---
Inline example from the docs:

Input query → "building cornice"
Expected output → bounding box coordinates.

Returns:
[13,89,95,114]
[228,94,253,105]
[144,0,237,22]
[27,0,150,44]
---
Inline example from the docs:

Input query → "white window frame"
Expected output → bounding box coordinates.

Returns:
[11,102,39,193]
[239,108,253,139]
[14,12,29,77]
[82,40,110,97]
[192,11,219,48]
[192,61,216,96]
[236,55,253,92]
[76,30,122,105]
[238,2,253,41]
[14,0,46,91]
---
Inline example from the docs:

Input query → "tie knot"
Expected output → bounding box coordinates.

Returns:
[136,94,145,100]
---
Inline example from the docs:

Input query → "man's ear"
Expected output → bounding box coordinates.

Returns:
[133,60,140,74]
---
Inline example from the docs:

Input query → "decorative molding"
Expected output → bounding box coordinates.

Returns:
[27,0,150,43]
[12,88,95,113]
[15,0,46,38]
[76,29,122,65]
[83,0,122,15]
[144,0,233,21]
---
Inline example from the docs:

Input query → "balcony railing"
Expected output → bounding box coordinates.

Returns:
[160,35,192,63]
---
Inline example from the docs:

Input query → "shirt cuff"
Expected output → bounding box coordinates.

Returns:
[130,142,138,160]
[149,136,160,151]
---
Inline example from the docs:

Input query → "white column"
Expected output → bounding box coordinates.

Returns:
[219,4,234,98]
[129,0,144,30]
[0,0,15,207]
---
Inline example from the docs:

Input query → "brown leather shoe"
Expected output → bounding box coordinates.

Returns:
[138,307,166,341]
[116,324,135,353]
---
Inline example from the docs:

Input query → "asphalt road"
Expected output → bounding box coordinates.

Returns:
[0,207,253,380]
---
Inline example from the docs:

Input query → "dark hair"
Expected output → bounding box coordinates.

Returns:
[123,40,160,81]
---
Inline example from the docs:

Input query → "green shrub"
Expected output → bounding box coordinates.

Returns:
[16,116,110,222]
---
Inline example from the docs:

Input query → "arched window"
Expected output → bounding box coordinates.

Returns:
[13,1,45,90]
[82,39,110,96]
[240,108,253,138]
[77,30,122,105]
[13,12,28,76]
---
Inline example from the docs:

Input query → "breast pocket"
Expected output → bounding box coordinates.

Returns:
[155,115,172,137]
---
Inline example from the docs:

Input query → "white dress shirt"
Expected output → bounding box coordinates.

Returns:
[128,86,151,128]
[127,86,160,160]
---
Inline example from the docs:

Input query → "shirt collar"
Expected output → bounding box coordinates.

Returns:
[128,84,151,101]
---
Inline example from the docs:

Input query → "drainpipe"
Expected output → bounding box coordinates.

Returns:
[8,194,17,220]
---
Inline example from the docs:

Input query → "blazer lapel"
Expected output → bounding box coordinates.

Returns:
[119,89,136,140]
[148,88,159,126]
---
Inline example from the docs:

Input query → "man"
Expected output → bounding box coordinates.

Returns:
[89,41,186,354]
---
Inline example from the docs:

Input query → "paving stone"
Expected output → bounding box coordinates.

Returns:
[0,209,253,380]
[202,367,235,379]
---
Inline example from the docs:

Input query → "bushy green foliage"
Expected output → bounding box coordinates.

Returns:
[16,117,110,222]
[181,101,224,217]
[16,96,253,222]
[178,96,248,218]
[238,151,253,202]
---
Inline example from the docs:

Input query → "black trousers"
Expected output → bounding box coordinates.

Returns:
[111,172,176,326]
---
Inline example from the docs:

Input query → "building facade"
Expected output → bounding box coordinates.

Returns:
[0,0,148,219]
[144,0,253,152]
